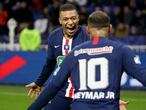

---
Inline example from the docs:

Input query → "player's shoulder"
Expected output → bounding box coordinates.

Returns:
[73,40,90,51]
[107,39,131,53]
[108,39,124,48]
[79,25,86,31]
[49,27,63,39]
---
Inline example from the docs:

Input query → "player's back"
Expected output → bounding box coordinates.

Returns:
[27,36,146,110]
[70,36,128,110]
[54,36,146,110]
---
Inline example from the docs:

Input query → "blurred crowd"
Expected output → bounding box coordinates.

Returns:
[0,0,146,50]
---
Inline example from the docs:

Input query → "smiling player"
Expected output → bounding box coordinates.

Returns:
[26,4,89,110]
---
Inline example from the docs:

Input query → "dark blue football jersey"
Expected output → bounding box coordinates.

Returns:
[35,26,89,98]
[29,36,146,110]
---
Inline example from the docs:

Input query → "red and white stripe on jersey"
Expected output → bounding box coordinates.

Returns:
[62,37,74,98]
[65,78,74,98]
[62,37,72,55]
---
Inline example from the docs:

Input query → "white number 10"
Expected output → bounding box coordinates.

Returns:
[79,58,109,90]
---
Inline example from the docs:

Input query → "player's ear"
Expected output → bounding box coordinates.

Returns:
[59,18,62,25]
[86,26,90,35]
[108,24,112,33]
[87,26,93,36]
[77,14,79,22]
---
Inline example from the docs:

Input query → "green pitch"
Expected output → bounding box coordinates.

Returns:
[0,85,34,110]
[0,85,145,110]
[120,89,146,110]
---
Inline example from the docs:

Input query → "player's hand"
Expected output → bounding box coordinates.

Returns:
[25,82,41,98]
[119,100,129,110]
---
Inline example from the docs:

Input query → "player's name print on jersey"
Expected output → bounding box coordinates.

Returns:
[74,46,113,56]
[74,91,115,100]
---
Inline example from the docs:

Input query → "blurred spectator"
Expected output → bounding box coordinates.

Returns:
[0,2,9,43]
[141,0,146,35]
[129,0,137,11]
[75,0,87,6]
[102,6,111,15]
[48,0,60,31]
[123,6,132,26]
[34,13,48,35]
[112,6,123,28]
[34,8,50,44]
[19,23,41,51]
[3,0,16,18]
[32,0,42,10]
[141,11,146,35]
[129,23,142,36]
[114,21,129,37]
[85,1,95,14]
[102,6,115,26]
[13,1,34,34]
[0,2,9,36]
[79,6,89,25]
[130,9,144,35]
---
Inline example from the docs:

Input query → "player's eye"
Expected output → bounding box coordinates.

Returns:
[71,16,77,20]
[63,18,69,21]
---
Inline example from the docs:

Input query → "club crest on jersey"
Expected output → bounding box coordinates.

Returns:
[64,45,70,50]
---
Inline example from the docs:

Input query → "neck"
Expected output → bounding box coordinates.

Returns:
[91,30,107,39]
[64,34,72,39]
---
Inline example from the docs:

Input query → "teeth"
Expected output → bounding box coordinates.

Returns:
[67,26,75,29]
[67,27,73,29]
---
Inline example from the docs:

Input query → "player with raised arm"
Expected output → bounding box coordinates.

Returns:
[26,4,128,110]
[27,10,146,110]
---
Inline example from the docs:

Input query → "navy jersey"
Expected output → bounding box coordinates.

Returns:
[28,37,146,110]
[35,26,89,97]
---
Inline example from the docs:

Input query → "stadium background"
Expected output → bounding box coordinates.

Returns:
[0,0,146,110]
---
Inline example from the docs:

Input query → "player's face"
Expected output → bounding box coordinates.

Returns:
[59,10,79,37]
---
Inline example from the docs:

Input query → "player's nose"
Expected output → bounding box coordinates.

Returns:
[68,19,73,24]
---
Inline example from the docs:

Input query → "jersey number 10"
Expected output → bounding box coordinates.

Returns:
[79,58,109,90]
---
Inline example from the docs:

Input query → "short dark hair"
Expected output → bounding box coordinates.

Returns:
[59,4,77,13]
[88,11,110,29]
